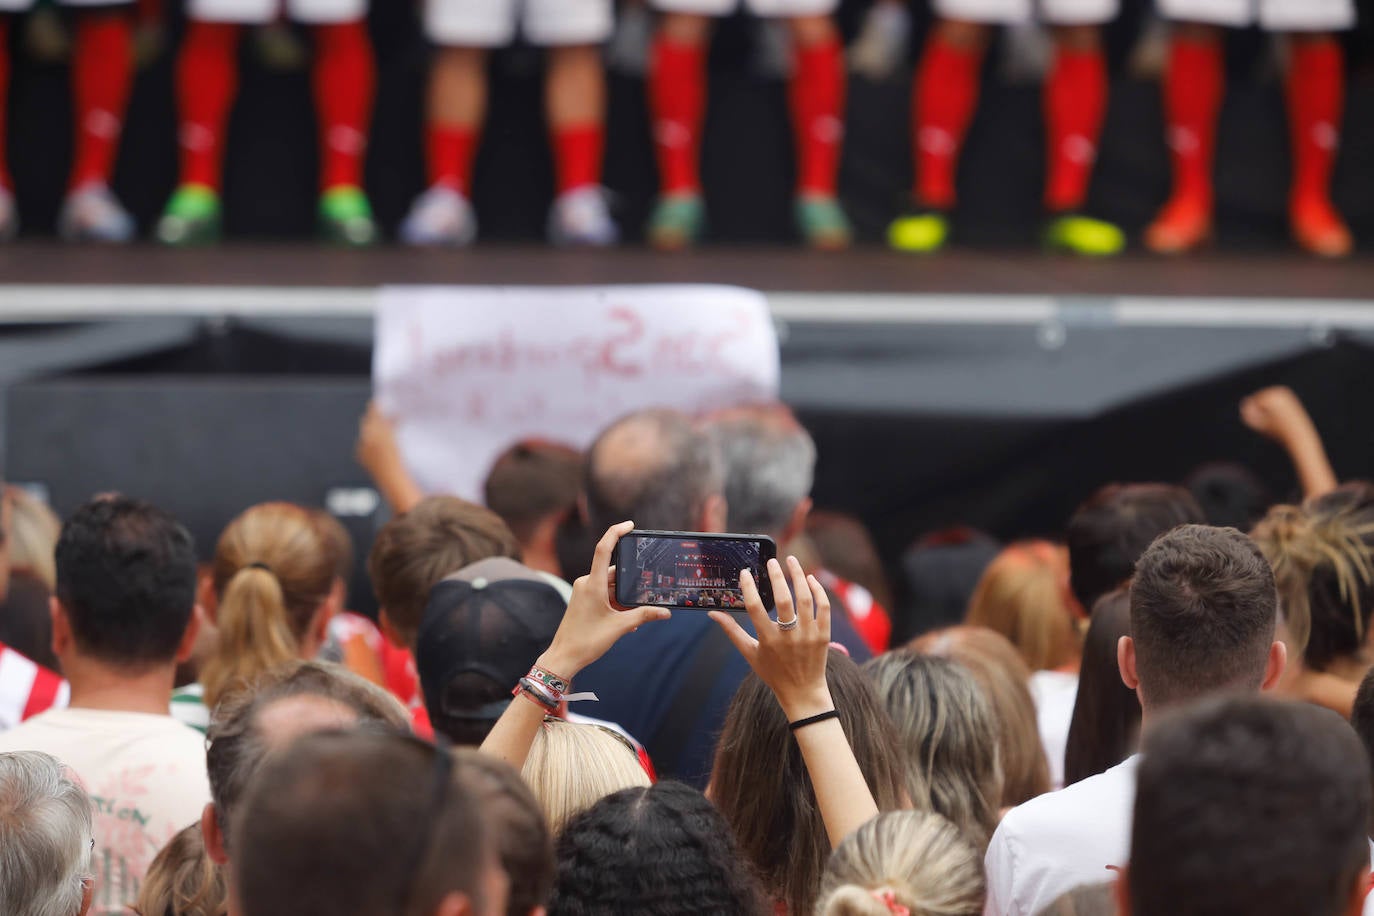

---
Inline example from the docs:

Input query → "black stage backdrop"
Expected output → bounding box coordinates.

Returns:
[6,0,1374,247]
[5,318,1374,634]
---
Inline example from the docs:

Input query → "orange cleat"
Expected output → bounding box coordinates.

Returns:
[1144,194,1212,255]
[1291,196,1353,259]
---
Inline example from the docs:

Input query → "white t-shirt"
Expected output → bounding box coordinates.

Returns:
[1027,670,1078,790]
[984,755,1138,916]
[0,707,211,915]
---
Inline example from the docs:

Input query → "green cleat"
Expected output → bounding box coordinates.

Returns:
[887,209,949,254]
[1043,213,1125,257]
[319,185,378,247]
[156,184,222,246]
[647,193,705,251]
[795,194,852,250]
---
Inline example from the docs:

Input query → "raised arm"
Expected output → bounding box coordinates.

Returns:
[1241,386,1337,500]
[709,556,879,848]
[480,521,670,770]
[356,401,425,514]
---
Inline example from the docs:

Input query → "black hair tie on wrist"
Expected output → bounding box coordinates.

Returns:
[788,710,840,732]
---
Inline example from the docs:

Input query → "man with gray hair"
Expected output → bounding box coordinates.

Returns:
[710,403,891,653]
[576,406,873,785]
[0,751,94,916]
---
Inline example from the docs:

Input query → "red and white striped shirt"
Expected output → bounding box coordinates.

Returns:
[0,642,68,733]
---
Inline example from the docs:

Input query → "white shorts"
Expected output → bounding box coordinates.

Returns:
[649,0,839,17]
[934,0,1117,24]
[425,0,613,47]
[0,0,132,10]
[187,0,365,25]
[1157,0,1355,31]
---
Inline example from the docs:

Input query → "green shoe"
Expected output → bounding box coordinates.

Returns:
[796,194,852,250]
[1044,213,1125,257]
[156,184,222,246]
[647,193,704,250]
[319,185,378,247]
[888,209,949,254]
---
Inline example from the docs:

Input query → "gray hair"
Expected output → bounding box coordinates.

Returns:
[585,409,726,533]
[710,405,815,537]
[0,751,93,916]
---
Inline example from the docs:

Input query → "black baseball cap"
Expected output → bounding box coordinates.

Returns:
[415,558,566,724]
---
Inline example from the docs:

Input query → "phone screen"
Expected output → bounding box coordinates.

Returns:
[615,532,775,610]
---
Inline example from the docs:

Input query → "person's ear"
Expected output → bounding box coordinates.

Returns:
[175,606,203,664]
[1114,865,1132,916]
[50,597,74,658]
[780,498,812,548]
[201,802,230,866]
[197,569,218,621]
[78,875,93,916]
[1118,636,1139,692]
[1260,640,1289,692]
[430,891,473,916]
[700,494,728,534]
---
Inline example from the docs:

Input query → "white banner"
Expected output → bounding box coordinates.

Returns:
[373,285,780,501]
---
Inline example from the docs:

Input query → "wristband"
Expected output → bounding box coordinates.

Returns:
[788,709,840,732]
[528,664,571,695]
[513,680,559,714]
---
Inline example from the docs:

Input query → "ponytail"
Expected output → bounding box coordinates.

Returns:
[201,566,300,709]
[819,886,913,916]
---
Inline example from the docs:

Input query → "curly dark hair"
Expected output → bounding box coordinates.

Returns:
[549,782,765,916]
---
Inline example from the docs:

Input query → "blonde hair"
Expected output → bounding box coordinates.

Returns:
[1252,486,1374,670]
[5,486,61,591]
[966,542,1081,672]
[910,626,1051,806]
[816,811,984,916]
[862,652,1002,851]
[132,823,227,916]
[521,718,650,833]
[201,503,340,709]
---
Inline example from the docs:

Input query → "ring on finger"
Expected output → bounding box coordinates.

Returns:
[776,616,800,631]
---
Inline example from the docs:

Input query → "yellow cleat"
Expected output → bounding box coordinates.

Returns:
[887,211,949,254]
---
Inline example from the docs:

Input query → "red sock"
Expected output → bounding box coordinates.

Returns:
[0,20,10,189]
[1163,36,1223,209]
[312,21,375,191]
[1286,39,1343,207]
[70,13,134,190]
[649,36,706,195]
[913,35,983,209]
[1044,46,1107,213]
[790,38,845,197]
[427,125,478,194]
[176,21,240,191]
[552,124,603,194]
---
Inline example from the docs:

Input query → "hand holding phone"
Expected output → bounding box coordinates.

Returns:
[612,530,777,611]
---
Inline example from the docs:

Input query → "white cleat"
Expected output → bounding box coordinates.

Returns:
[58,184,135,243]
[399,185,477,247]
[0,186,18,242]
[548,186,618,248]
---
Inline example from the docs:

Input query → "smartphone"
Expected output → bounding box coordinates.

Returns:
[613,530,777,611]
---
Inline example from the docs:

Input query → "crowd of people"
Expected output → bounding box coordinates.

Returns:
[1,384,1374,915]
[0,0,1360,254]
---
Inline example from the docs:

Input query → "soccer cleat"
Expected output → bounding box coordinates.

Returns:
[0,186,18,242]
[156,184,222,246]
[1144,195,1211,255]
[647,192,705,251]
[1291,196,1352,259]
[796,194,852,251]
[319,185,377,247]
[398,184,477,247]
[888,207,950,254]
[548,186,619,247]
[58,183,135,243]
[1043,213,1125,257]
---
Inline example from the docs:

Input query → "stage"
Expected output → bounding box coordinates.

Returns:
[3,244,1373,632]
